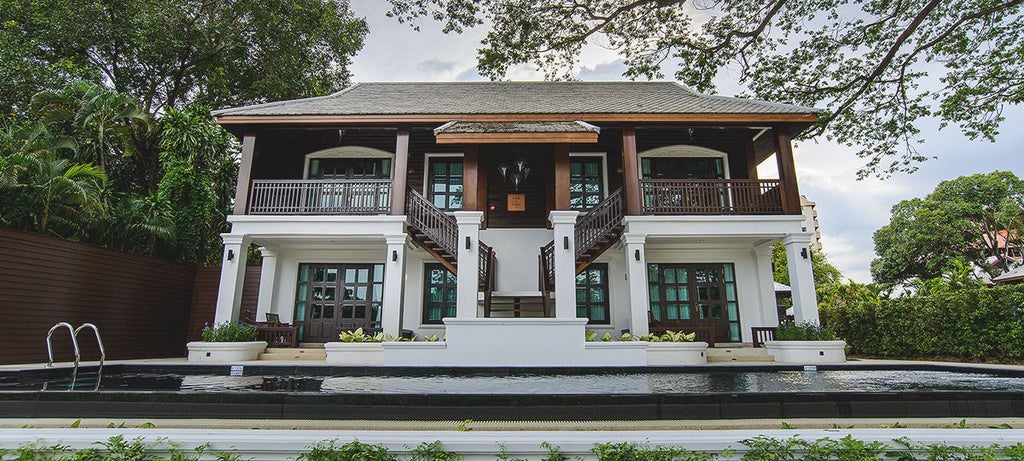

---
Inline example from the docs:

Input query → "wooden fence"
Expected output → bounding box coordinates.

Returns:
[0,228,196,365]
[187,266,262,342]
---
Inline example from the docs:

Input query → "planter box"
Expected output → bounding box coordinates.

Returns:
[646,342,709,365]
[186,341,267,362]
[324,342,384,365]
[765,340,847,364]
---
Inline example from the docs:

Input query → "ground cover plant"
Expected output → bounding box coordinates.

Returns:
[199,322,257,343]
[5,436,1024,461]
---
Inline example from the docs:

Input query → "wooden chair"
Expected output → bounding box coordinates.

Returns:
[751,326,778,348]
[242,310,298,348]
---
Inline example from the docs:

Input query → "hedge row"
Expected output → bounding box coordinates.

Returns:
[820,284,1024,360]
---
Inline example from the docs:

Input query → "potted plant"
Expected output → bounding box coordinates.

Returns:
[325,328,385,365]
[187,322,266,362]
[641,330,709,365]
[764,322,847,364]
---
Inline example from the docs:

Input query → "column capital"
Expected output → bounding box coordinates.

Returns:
[453,211,484,225]
[221,233,249,246]
[258,246,278,258]
[548,210,580,225]
[384,234,409,246]
[621,233,647,246]
[782,233,814,246]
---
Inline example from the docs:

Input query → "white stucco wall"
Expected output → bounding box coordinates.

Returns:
[479,228,553,293]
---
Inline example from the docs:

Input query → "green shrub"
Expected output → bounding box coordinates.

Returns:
[775,322,838,341]
[820,284,1024,360]
[296,441,396,461]
[200,322,257,342]
[337,328,384,343]
[592,442,715,461]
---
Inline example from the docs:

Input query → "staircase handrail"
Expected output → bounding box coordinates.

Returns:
[478,240,495,291]
[574,188,624,261]
[406,188,459,258]
[539,240,555,292]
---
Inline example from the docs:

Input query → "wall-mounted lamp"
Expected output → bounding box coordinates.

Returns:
[801,248,808,259]
[634,249,641,261]
[563,236,569,250]
[392,250,398,262]
[465,236,471,250]
[227,249,234,261]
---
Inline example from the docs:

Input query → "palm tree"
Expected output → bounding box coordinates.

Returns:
[26,152,107,237]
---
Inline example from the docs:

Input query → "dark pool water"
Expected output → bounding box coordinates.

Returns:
[4,369,1023,394]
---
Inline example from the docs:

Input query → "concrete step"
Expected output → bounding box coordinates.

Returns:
[706,346,774,363]
[259,348,326,361]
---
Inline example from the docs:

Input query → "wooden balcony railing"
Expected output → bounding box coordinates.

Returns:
[248,179,392,215]
[574,188,624,262]
[406,188,459,259]
[639,179,784,215]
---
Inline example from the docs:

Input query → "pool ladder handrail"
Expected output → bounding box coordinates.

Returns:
[45,322,105,390]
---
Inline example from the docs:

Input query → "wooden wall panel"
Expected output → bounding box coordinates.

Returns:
[186,266,262,342]
[0,228,196,365]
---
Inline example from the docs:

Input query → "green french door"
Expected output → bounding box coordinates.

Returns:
[648,263,741,341]
[295,263,384,342]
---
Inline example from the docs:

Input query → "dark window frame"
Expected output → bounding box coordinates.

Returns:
[427,156,464,211]
[308,157,392,180]
[422,263,458,324]
[569,156,605,211]
[576,263,610,324]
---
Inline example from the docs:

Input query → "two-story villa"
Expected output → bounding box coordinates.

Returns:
[210,81,821,366]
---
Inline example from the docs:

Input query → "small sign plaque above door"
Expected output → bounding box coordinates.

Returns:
[507,193,526,211]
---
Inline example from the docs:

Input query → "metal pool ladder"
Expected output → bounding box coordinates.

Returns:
[45,322,106,390]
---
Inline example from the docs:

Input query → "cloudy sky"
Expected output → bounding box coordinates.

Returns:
[347,1,1023,283]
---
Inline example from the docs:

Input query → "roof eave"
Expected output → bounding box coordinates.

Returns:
[216,112,820,126]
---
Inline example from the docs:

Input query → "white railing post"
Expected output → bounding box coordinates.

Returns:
[454,211,484,318]
[549,210,580,319]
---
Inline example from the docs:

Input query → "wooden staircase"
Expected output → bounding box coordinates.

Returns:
[539,188,625,312]
[406,189,496,308]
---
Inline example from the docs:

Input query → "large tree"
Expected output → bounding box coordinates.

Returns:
[387,0,1024,178]
[871,171,1024,285]
[1,0,367,114]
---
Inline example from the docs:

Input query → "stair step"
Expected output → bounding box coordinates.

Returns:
[706,347,773,363]
[259,348,327,361]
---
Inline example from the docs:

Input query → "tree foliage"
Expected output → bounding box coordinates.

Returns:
[871,170,1024,285]
[1,0,367,114]
[387,0,1024,177]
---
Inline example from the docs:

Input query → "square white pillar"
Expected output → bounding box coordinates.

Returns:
[783,233,819,324]
[549,210,580,319]
[622,233,649,336]
[255,246,279,323]
[454,211,484,319]
[753,243,779,326]
[213,234,250,324]
[381,234,408,337]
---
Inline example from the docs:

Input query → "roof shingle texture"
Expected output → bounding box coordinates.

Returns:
[214,82,819,116]
[434,121,599,135]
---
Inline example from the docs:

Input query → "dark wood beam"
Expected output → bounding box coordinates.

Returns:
[773,126,802,215]
[391,125,410,215]
[744,138,759,180]
[232,134,256,215]
[554,144,571,210]
[463,145,479,211]
[621,126,642,216]
[478,149,488,229]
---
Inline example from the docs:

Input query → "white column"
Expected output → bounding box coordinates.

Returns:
[381,234,408,337]
[213,234,250,324]
[783,233,819,324]
[753,243,779,326]
[255,247,278,323]
[623,233,649,336]
[549,210,580,319]
[454,211,484,318]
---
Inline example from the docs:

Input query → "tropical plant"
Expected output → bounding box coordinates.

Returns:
[641,331,697,343]
[201,322,258,342]
[297,441,396,461]
[338,328,385,343]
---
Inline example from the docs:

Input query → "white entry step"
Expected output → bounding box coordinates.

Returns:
[706,346,773,363]
[259,348,327,361]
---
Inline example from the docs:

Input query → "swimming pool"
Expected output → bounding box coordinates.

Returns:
[2,363,1022,420]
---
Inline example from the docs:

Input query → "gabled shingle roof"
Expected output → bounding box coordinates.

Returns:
[213,82,819,117]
